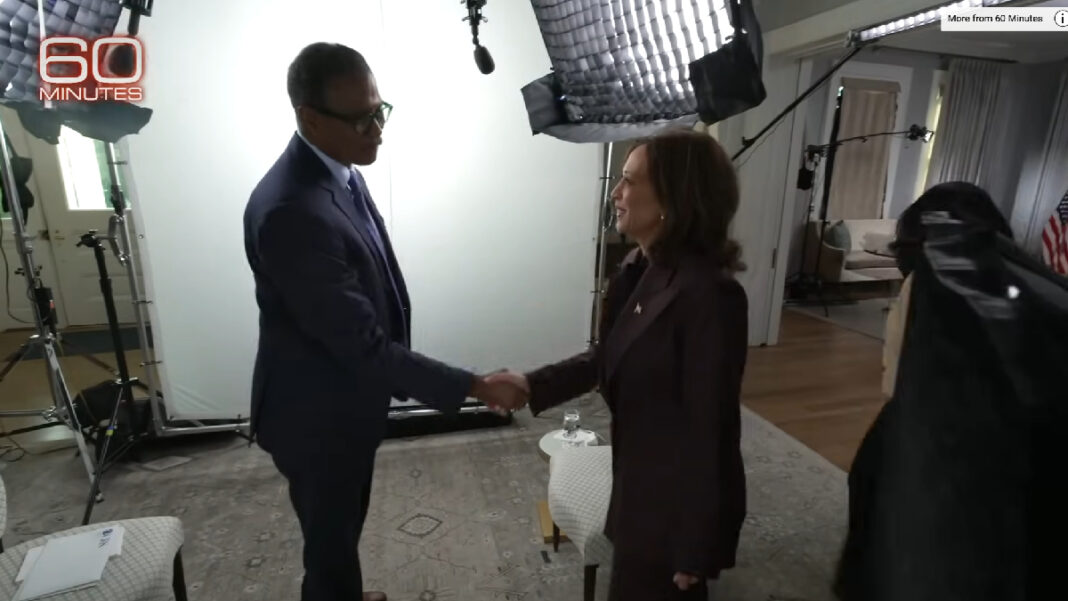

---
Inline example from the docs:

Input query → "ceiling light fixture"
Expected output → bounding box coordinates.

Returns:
[849,0,1017,45]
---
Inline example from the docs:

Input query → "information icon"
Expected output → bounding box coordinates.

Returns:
[1056,10,1068,28]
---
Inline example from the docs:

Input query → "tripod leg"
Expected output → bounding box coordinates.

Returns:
[0,342,32,382]
[42,341,97,483]
[817,280,830,318]
[82,386,125,525]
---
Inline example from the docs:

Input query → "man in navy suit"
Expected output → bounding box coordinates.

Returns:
[244,43,524,601]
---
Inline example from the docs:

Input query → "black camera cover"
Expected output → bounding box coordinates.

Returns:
[836,215,1068,600]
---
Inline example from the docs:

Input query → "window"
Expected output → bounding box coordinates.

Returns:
[57,126,122,211]
[1,127,120,220]
[827,77,901,220]
[915,70,947,198]
[916,86,942,192]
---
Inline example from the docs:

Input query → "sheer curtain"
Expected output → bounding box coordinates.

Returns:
[926,57,1068,256]
[1015,69,1068,256]
[979,61,1064,217]
[925,59,1003,187]
[827,77,899,219]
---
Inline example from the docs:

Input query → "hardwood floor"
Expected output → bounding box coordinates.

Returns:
[743,310,886,471]
[0,327,148,452]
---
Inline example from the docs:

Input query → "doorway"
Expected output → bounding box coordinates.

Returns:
[0,107,144,332]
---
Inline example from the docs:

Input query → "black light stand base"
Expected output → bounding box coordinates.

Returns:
[385,409,512,440]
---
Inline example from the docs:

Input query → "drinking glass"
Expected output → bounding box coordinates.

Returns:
[563,409,581,438]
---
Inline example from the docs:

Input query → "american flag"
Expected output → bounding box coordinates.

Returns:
[1042,190,1068,275]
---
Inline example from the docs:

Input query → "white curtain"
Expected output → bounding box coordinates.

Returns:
[925,58,1068,254]
[925,59,1002,187]
[827,77,899,220]
[981,62,1065,217]
[1014,69,1068,256]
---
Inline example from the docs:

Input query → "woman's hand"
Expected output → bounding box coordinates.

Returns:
[479,370,530,414]
[673,572,700,590]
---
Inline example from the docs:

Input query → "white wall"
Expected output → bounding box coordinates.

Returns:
[125,0,599,420]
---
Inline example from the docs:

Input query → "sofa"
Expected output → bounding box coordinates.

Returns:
[802,219,902,283]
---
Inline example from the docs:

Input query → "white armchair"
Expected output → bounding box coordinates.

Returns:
[0,476,188,601]
[0,474,6,553]
[548,445,614,601]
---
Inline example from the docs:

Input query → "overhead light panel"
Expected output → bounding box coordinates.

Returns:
[0,0,153,144]
[850,0,1016,44]
[0,0,123,105]
[522,0,767,143]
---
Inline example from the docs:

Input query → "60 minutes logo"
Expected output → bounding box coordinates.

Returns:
[38,36,144,102]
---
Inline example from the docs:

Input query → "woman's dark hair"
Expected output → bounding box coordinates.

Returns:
[287,42,371,110]
[892,181,1013,276]
[628,129,744,273]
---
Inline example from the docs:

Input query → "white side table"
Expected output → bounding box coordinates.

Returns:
[538,428,599,461]
[536,428,600,545]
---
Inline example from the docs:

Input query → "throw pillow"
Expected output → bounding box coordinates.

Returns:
[824,220,851,250]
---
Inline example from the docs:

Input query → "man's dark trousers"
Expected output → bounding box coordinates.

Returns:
[270,434,378,601]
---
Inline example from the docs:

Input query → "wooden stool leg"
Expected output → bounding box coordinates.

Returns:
[173,549,189,601]
[584,564,597,601]
[552,523,560,552]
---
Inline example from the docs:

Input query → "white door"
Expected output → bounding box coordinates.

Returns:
[1,106,143,328]
[17,122,143,327]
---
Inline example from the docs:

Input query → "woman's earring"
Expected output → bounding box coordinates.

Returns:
[660,213,665,221]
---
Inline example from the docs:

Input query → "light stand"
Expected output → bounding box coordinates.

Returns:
[811,85,845,315]
[791,119,935,309]
[102,142,166,433]
[0,119,95,482]
[590,142,614,346]
[76,229,147,524]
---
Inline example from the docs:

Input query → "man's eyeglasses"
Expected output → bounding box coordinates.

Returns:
[310,102,393,135]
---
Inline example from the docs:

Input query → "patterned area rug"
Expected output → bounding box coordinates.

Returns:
[0,395,846,600]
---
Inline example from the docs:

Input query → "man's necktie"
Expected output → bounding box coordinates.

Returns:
[347,172,389,261]
[347,171,407,340]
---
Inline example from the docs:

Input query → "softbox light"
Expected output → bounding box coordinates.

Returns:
[0,0,151,144]
[523,0,766,143]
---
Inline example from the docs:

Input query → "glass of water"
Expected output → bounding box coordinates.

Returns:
[563,409,581,438]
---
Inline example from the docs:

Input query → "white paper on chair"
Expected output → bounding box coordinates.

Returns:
[12,525,124,601]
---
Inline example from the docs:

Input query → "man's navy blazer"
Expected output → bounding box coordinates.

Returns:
[243,134,474,451]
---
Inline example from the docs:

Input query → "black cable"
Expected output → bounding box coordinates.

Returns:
[0,445,26,462]
[0,419,39,462]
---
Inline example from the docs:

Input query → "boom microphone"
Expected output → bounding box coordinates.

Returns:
[474,45,495,75]
[907,124,933,141]
[464,0,494,75]
[107,0,154,78]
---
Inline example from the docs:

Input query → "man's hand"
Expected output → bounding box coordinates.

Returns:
[471,371,529,413]
[673,572,700,591]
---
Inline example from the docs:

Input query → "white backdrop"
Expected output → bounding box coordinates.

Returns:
[124,0,600,420]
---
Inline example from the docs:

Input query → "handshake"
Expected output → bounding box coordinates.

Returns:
[470,371,530,414]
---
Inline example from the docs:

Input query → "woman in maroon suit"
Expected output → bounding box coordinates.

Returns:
[493,130,748,600]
